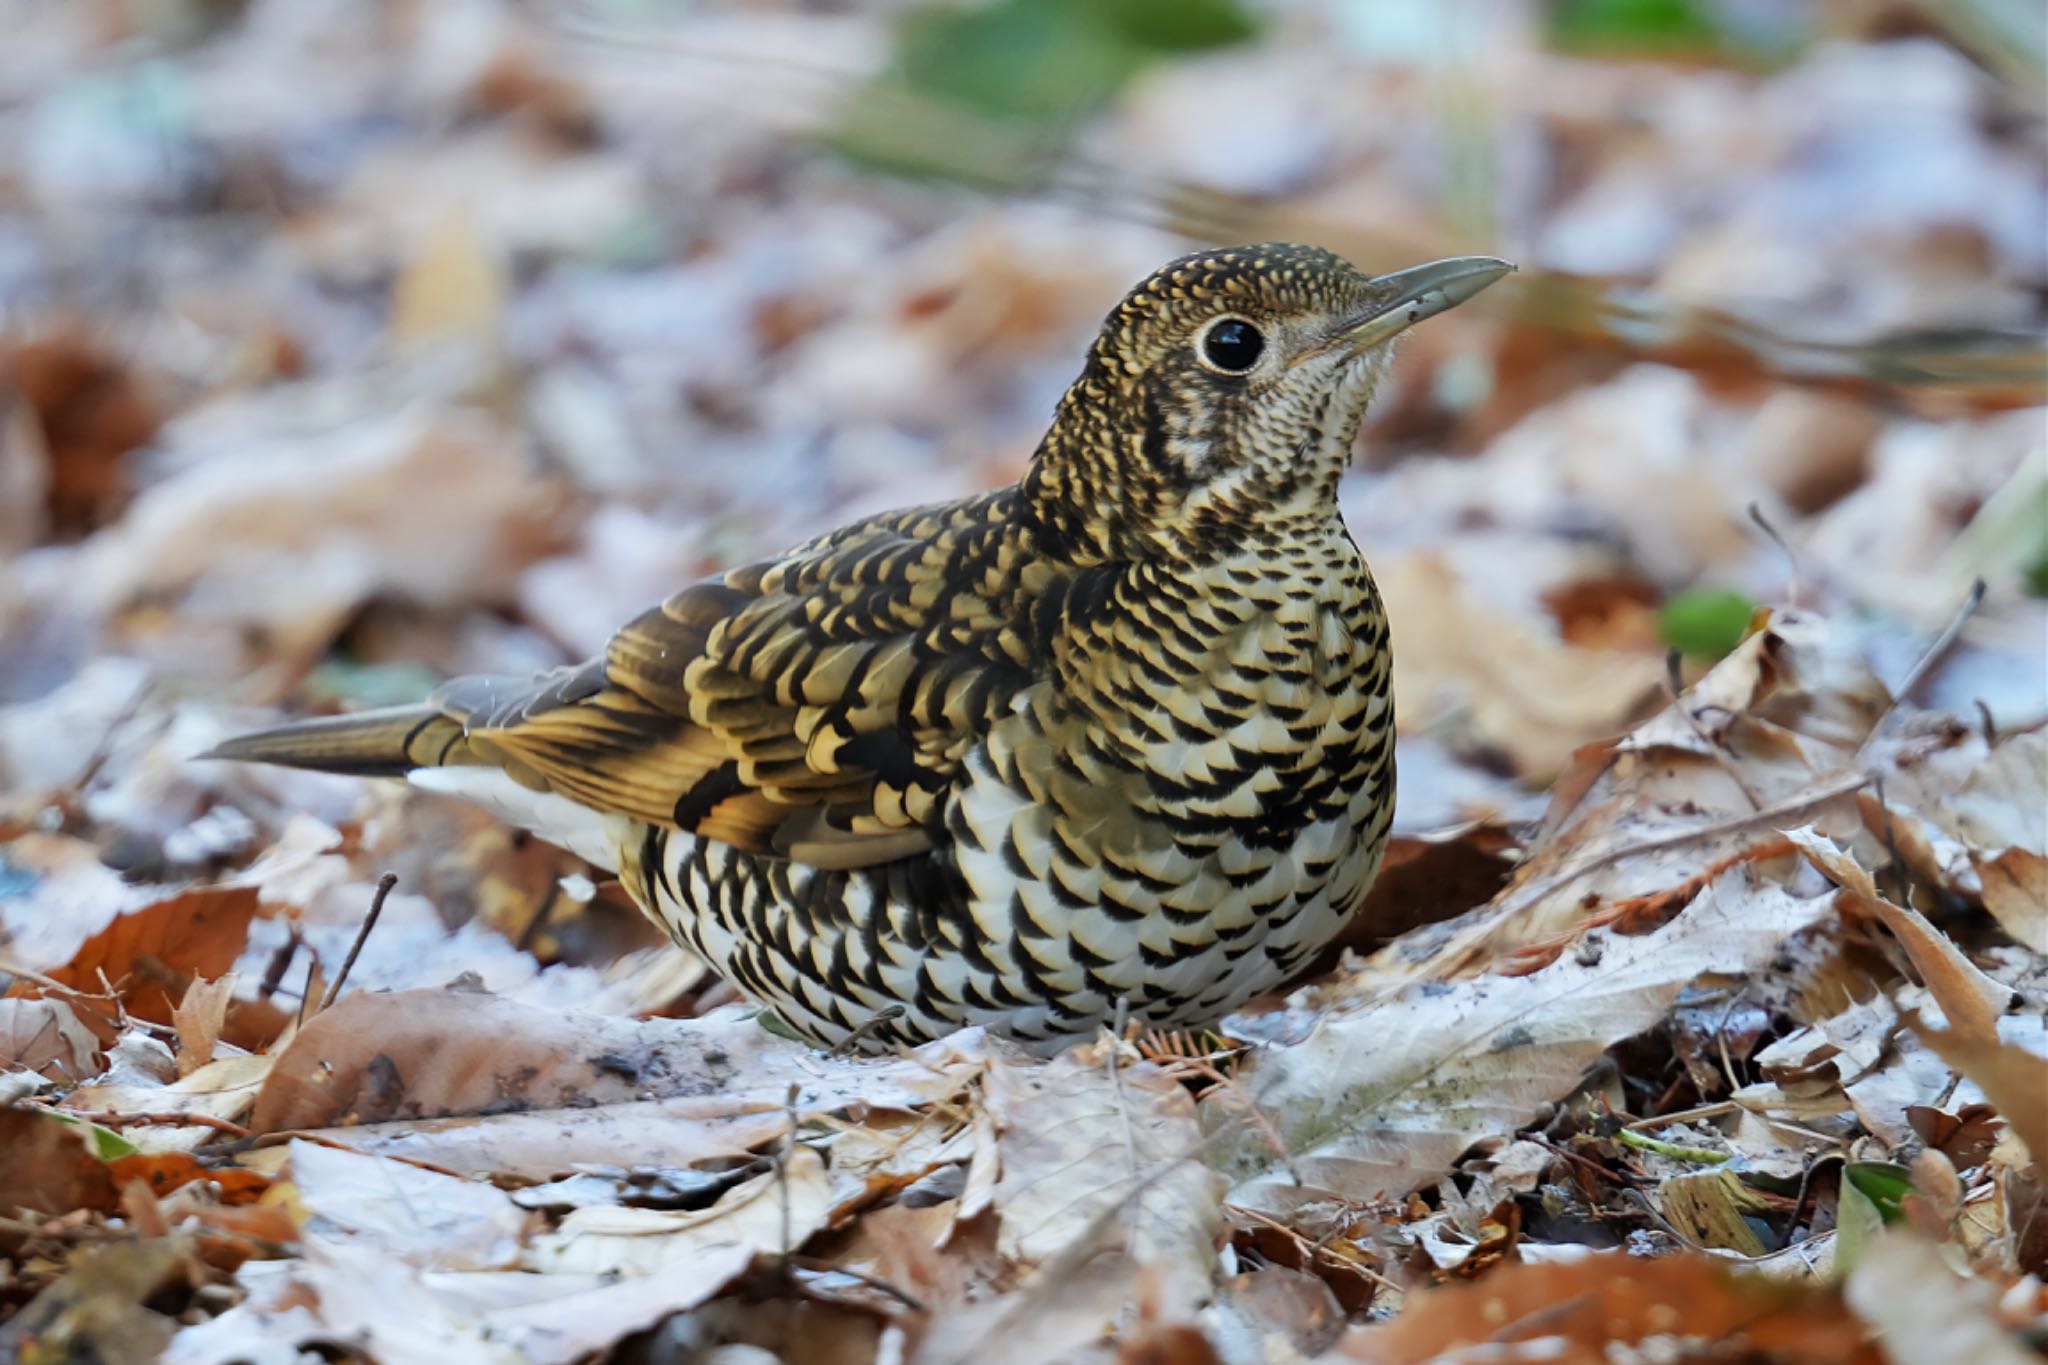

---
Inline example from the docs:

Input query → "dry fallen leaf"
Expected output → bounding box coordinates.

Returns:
[1378,550,1662,781]
[19,885,259,1029]
[0,996,102,1082]
[1334,1249,1882,1363]
[1212,865,1835,1219]
[987,1047,1223,1318]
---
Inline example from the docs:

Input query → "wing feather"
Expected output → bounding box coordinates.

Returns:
[415,490,1029,868]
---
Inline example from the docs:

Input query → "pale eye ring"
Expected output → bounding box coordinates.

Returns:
[1198,316,1265,374]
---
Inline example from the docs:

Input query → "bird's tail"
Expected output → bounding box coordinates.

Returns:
[203,706,473,777]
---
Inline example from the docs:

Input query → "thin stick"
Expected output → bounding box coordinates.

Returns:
[1862,578,1986,744]
[321,873,397,1012]
[1747,502,1805,607]
[61,1109,253,1139]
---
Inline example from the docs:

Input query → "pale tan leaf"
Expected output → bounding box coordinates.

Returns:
[1787,827,2012,1049]
[985,1046,1222,1318]
[527,1144,829,1276]
[1913,1021,2048,1167]
[1842,1234,2036,1365]
[390,210,506,354]
[1377,609,1878,978]
[1980,847,2048,956]
[286,1139,526,1271]
[171,974,235,1077]
[1213,867,1835,1218]
[1378,551,1662,781]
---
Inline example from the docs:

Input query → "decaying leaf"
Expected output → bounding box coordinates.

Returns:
[1211,866,1835,1218]
[987,1046,1223,1316]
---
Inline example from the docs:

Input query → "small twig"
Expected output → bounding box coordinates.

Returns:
[787,1257,926,1312]
[60,1109,252,1139]
[256,926,301,1004]
[1529,770,1869,898]
[1747,502,1805,607]
[779,1081,800,1269]
[828,1004,905,1058]
[1626,1100,1737,1130]
[515,878,563,955]
[1860,578,1986,749]
[320,873,397,1012]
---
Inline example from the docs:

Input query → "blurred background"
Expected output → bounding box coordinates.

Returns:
[0,0,2042,951]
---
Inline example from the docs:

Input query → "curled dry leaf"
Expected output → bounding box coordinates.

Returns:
[0,996,102,1081]
[1375,609,1883,979]
[171,974,236,1077]
[1787,827,2014,1048]
[1212,865,1835,1219]
[1864,723,2048,955]
[529,1144,829,1276]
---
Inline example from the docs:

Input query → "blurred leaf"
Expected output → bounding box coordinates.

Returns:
[835,0,1257,180]
[1659,587,1755,658]
[896,0,1146,120]
[1550,0,1719,54]
[1835,1176,1887,1273]
[1098,0,1259,53]
[1845,1162,1913,1224]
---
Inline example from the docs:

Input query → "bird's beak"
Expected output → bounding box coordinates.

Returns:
[1335,256,1515,355]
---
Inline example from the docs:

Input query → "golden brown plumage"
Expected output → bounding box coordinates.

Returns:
[211,244,1512,1050]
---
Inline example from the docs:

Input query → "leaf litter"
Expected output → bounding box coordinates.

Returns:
[0,0,2044,1360]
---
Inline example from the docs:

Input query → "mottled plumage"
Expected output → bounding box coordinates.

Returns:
[211,244,1511,1050]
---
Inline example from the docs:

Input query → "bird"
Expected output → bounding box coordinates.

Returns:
[209,243,1513,1052]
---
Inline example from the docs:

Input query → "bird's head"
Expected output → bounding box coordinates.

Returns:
[1025,243,1512,561]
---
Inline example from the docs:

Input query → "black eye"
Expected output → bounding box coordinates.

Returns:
[1200,318,1264,373]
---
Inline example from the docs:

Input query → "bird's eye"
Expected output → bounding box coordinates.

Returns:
[1199,318,1265,374]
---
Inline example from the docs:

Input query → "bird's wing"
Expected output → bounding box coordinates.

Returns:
[431,490,1034,869]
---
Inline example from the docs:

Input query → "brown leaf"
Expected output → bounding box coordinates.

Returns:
[22,886,259,1030]
[0,1107,119,1221]
[172,975,236,1077]
[1789,827,2013,1049]
[1335,1251,1883,1363]
[1912,1021,2048,1168]
[4,326,158,538]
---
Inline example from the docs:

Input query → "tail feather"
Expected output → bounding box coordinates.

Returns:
[203,705,471,778]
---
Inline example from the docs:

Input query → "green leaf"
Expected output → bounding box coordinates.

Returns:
[1550,0,1717,53]
[1845,1161,1914,1224]
[895,0,1144,120]
[1659,588,1756,658]
[1097,0,1259,53]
